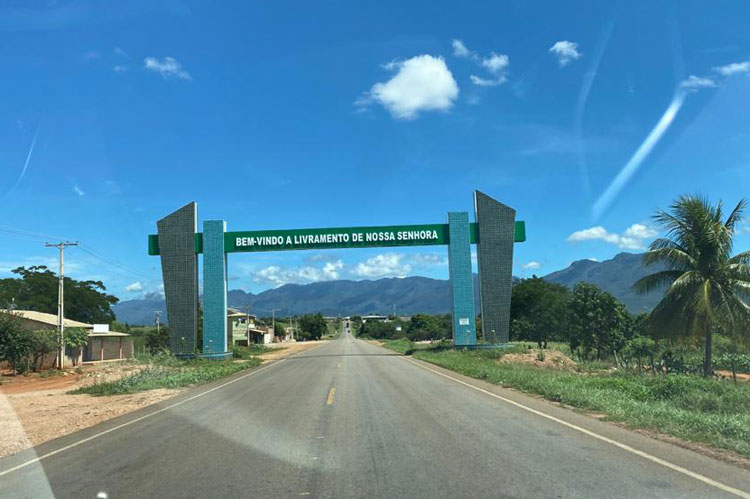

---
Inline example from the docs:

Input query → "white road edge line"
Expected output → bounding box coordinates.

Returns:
[402,356,750,499]
[0,342,336,479]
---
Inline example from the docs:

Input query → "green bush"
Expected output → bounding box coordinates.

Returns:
[71,358,261,396]
[713,353,750,373]
[29,329,59,371]
[231,344,274,359]
[64,327,89,366]
[0,312,33,374]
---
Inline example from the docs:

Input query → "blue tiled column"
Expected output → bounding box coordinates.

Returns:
[202,220,231,358]
[447,212,477,347]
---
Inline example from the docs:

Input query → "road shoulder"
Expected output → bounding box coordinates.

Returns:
[392,348,750,496]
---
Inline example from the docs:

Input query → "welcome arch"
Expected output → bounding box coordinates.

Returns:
[148,191,525,357]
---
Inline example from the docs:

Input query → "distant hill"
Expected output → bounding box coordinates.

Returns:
[113,252,663,324]
[112,293,167,326]
[114,277,481,324]
[543,252,663,313]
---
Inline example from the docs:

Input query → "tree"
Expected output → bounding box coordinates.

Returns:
[29,329,59,371]
[510,276,570,347]
[298,313,327,341]
[623,336,655,373]
[146,326,170,353]
[359,321,399,339]
[406,314,451,341]
[566,283,629,361]
[64,327,89,366]
[0,266,118,324]
[634,195,750,377]
[0,312,33,374]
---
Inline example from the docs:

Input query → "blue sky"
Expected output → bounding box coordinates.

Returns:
[1,0,750,300]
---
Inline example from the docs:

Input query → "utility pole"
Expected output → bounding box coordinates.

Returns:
[45,241,78,369]
[245,305,252,344]
[270,308,279,338]
[153,311,162,357]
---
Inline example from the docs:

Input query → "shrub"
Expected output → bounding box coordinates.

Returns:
[64,327,89,366]
[0,312,33,374]
[29,329,59,371]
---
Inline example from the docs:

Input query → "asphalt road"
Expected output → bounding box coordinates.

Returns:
[2,329,750,499]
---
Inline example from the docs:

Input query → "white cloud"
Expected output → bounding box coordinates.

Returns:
[549,41,581,67]
[144,56,192,80]
[351,253,412,278]
[357,55,459,119]
[125,282,143,292]
[411,253,446,266]
[452,39,476,59]
[451,39,510,88]
[470,52,509,86]
[113,65,128,73]
[72,184,85,196]
[566,223,657,250]
[252,260,344,286]
[521,261,541,270]
[481,52,509,75]
[713,61,750,77]
[623,223,658,239]
[322,260,343,280]
[680,75,716,91]
[470,75,504,87]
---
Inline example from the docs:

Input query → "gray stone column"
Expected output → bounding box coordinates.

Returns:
[474,191,516,344]
[157,202,199,356]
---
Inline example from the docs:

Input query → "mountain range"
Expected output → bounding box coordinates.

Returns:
[113,252,662,325]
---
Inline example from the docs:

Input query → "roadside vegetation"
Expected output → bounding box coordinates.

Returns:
[231,344,278,358]
[380,195,750,459]
[354,313,452,342]
[296,313,328,340]
[396,344,750,458]
[325,318,343,339]
[71,352,261,396]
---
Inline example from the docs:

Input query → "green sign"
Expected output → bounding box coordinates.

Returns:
[148,221,525,255]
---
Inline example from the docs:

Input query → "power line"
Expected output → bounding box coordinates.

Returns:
[0,224,71,242]
[76,244,153,279]
[3,223,153,280]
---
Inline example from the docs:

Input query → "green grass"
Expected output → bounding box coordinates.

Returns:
[325,321,343,339]
[383,344,750,458]
[38,368,65,378]
[231,344,280,358]
[70,357,261,396]
[382,338,414,354]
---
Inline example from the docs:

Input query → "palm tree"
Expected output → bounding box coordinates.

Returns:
[634,195,750,377]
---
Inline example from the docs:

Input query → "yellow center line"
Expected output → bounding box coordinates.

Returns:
[326,387,336,405]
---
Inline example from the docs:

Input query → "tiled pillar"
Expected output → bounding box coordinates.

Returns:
[202,220,231,358]
[474,191,516,344]
[447,211,477,347]
[157,202,199,356]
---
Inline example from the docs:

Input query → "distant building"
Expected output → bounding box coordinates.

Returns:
[227,308,273,345]
[1,310,134,368]
[361,315,389,323]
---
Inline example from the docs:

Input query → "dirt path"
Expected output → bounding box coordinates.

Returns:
[259,340,326,362]
[0,341,327,458]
